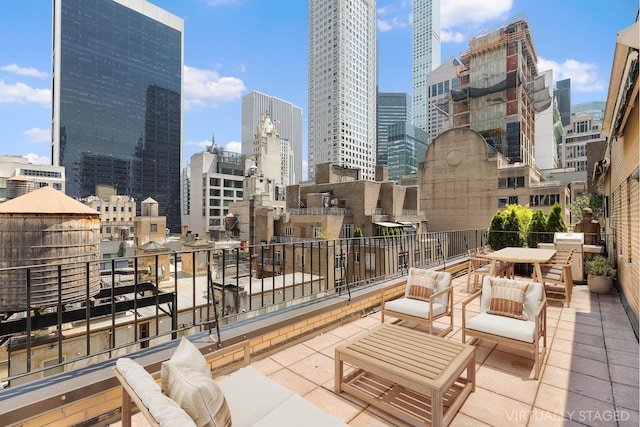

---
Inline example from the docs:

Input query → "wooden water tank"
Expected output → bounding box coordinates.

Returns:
[0,186,101,312]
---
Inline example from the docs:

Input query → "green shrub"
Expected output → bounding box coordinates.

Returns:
[585,256,616,278]
[527,209,548,248]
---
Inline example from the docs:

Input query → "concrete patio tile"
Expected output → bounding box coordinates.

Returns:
[609,363,639,387]
[605,335,639,353]
[250,355,284,376]
[350,314,381,329]
[458,386,530,426]
[269,341,316,367]
[541,364,614,404]
[534,383,617,427]
[555,320,603,337]
[347,409,395,427]
[303,331,344,352]
[526,408,585,427]
[551,337,608,362]
[482,347,539,379]
[607,348,640,368]
[545,349,610,380]
[304,387,366,423]
[618,408,639,427]
[288,351,335,386]
[612,381,640,412]
[267,367,318,397]
[474,364,540,405]
[450,412,492,426]
[329,322,369,340]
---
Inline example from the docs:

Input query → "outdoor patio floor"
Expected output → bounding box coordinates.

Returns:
[114,273,639,427]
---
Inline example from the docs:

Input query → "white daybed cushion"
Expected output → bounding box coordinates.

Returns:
[253,394,348,427]
[465,312,536,343]
[384,298,446,319]
[218,366,296,427]
[115,358,196,427]
[218,366,347,427]
[165,364,232,427]
[161,336,211,392]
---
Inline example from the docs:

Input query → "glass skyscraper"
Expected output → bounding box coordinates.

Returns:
[412,0,441,132]
[308,0,377,181]
[52,0,183,232]
[377,93,412,166]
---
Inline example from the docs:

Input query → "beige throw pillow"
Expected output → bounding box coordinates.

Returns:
[487,279,529,321]
[165,364,232,427]
[407,269,437,302]
[161,337,211,392]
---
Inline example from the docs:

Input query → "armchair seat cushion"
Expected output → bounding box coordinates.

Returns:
[383,298,446,320]
[466,312,536,343]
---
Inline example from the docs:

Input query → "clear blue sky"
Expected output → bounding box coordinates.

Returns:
[0,0,637,180]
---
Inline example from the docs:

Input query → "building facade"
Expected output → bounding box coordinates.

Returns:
[308,0,377,181]
[561,112,605,172]
[376,93,412,166]
[82,194,136,240]
[572,101,605,121]
[598,17,639,334]
[424,56,460,143]
[241,91,303,184]
[453,17,551,168]
[0,156,65,200]
[52,0,183,232]
[418,127,569,232]
[186,146,245,240]
[412,0,441,132]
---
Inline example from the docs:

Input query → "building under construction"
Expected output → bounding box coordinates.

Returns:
[452,16,552,167]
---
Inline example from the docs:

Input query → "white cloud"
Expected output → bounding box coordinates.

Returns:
[376,3,410,32]
[1,64,48,78]
[441,30,465,44]
[0,80,50,105]
[24,127,50,143]
[441,0,513,29]
[23,153,50,165]
[225,141,241,153]
[538,57,605,93]
[185,139,212,149]
[183,65,245,109]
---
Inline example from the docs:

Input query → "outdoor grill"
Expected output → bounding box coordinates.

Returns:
[554,232,584,282]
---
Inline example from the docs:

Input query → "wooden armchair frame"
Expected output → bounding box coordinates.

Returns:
[461,283,547,379]
[381,275,454,337]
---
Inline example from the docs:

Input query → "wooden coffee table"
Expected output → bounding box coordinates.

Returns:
[335,324,475,426]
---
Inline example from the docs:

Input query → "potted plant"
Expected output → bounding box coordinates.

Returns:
[585,256,616,294]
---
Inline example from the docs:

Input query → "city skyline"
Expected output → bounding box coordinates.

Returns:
[0,0,636,181]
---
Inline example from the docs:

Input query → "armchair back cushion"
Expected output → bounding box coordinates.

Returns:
[405,268,451,306]
[487,279,529,321]
[480,277,543,321]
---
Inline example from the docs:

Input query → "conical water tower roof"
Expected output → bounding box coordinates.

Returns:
[0,185,99,215]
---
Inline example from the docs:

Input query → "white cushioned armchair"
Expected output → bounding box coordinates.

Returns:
[461,276,547,379]
[381,268,453,337]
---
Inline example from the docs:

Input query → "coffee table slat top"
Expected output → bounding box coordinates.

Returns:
[337,324,474,389]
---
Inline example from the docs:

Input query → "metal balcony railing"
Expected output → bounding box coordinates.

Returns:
[0,229,498,387]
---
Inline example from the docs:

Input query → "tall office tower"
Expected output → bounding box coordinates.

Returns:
[534,70,558,170]
[308,0,377,182]
[387,122,428,181]
[412,0,441,132]
[241,91,303,184]
[52,0,183,232]
[425,56,461,143]
[452,17,551,167]
[554,79,572,127]
[377,93,412,165]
